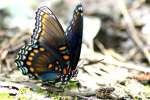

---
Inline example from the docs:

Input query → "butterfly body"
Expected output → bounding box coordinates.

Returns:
[15,4,83,83]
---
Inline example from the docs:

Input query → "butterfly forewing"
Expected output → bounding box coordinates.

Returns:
[66,4,83,70]
[32,6,68,48]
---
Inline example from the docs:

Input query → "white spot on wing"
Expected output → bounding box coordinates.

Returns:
[20,61,24,66]
[78,7,83,11]
[28,47,32,51]
[22,55,26,60]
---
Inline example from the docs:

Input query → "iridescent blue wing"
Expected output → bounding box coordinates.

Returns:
[66,4,83,71]
[15,6,71,82]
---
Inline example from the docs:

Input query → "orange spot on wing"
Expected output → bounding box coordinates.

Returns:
[42,23,46,30]
[48,64,52,69]
[30,52,35,56]
[33,49,39,53]
[30,67,34,72]
[28,57,33,61]
[58,46,67,51]
[39,48,45,51]
[63,55,70,61]
[41,14,48,24]
[26,61,32,66]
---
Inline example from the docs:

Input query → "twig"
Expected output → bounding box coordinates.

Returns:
[102,57,150,73]
[129,73,150,81]
[117,0,150,65]
[95,39,150,72]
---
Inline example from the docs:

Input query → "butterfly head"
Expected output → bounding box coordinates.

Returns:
[74,4,83,16]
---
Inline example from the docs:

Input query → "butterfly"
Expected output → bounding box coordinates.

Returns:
[15,4,83,83]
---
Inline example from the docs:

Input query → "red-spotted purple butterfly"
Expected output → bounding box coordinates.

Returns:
[15,4,83,83]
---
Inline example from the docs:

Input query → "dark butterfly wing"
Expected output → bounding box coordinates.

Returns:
[66,4,83,71]
[15,43,63,81]
[15,6,71,82]
[31,6,67,48]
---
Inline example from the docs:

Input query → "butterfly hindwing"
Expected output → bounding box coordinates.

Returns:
[15,6,72,82]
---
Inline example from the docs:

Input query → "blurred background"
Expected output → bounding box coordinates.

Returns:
[0,0,150,99]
